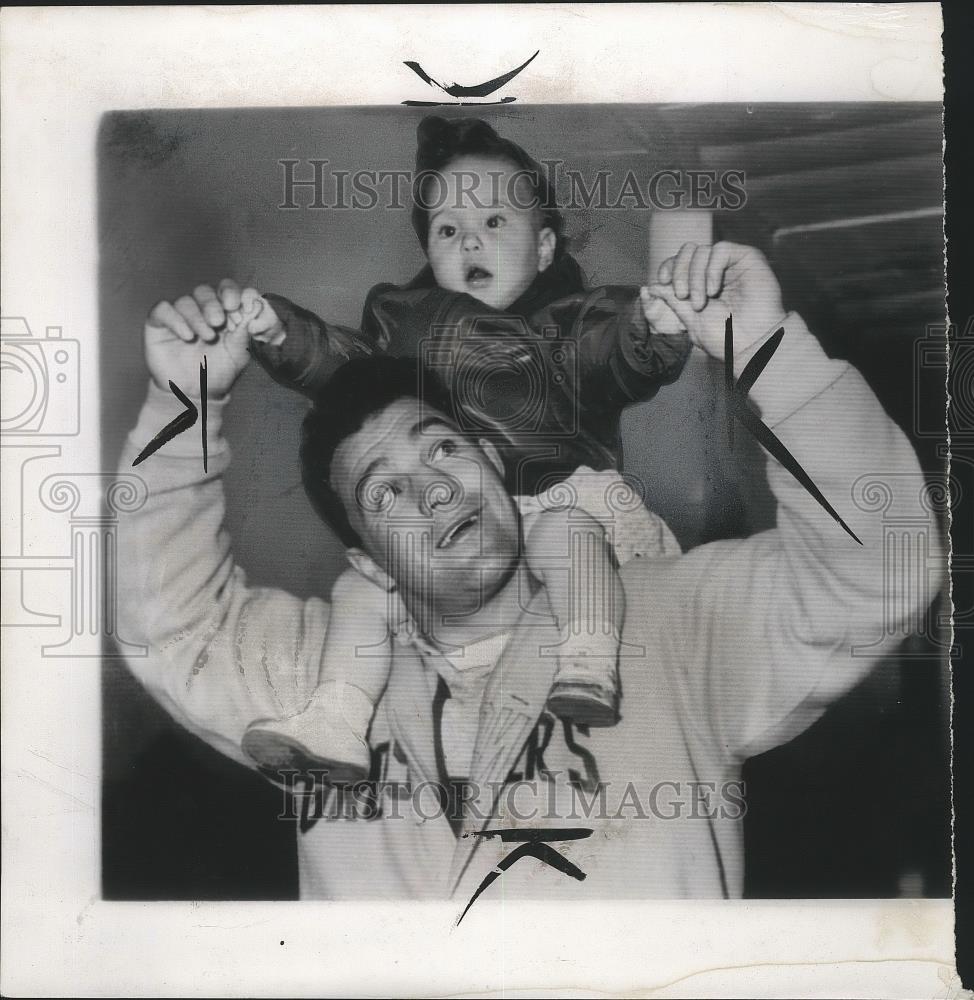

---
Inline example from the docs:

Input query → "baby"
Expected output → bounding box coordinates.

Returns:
[233,117,688,783]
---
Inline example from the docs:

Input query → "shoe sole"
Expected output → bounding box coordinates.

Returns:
[547,681,619,727]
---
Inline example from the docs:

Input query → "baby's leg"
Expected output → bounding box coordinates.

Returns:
[525,509,624,727]
[242,570,396,784]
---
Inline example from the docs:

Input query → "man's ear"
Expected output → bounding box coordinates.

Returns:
[478,438,506,481]
[346,548,396,592]
[536,226,556,273]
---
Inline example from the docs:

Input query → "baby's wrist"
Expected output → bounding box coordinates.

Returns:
[251,319,286,345]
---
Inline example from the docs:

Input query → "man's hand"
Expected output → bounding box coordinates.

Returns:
[640,242,786,360]
[144,280,284,399]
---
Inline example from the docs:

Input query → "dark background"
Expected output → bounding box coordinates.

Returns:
[99,103,951,901]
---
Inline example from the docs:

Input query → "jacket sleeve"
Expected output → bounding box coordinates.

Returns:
[623,313,945,763]
[249,292,376,398]
[116,381,331,768]
[251,285,469,396]
[544,286,692,443]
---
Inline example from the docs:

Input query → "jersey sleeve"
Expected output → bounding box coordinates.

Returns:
[116,381,331,768]
[624,313,944,762]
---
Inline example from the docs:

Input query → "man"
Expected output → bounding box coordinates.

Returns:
[117,242,938,902]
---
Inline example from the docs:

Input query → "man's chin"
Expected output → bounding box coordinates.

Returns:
[429,550,519,598]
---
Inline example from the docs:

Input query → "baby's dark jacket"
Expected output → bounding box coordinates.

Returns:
[253,254,690,495]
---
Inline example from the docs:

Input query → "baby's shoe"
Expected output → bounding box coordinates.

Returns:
[242,682,373,785]
[546,648,620,728]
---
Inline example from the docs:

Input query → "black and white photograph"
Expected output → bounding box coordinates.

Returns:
[1,4,964,996]
[98,101,951,906]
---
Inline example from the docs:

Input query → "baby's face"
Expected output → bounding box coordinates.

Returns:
[425,155,555,310]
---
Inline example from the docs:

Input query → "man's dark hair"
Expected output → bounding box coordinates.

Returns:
[410,115,565,258]
[301,355,458,549]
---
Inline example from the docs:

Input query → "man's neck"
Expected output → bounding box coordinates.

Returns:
[410,561,539,653]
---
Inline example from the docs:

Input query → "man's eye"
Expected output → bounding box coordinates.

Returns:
[429,439,458,462]
[358,478,398,512]
[486,215,504,229]
[438,224,456,238]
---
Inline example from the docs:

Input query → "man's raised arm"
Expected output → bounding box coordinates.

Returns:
[634,243,945,762]
[116,282,329,768]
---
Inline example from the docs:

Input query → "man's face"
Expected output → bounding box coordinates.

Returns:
[425,155,555,311]
[331,397,522,620]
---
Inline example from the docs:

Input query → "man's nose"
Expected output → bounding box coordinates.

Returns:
[461,231,482,252]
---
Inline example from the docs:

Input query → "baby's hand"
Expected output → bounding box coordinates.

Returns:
[643,242,786,359]
[225,288,286,346]
[639,289,686,337]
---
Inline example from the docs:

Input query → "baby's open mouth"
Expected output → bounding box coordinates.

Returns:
[465,264,493,286]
